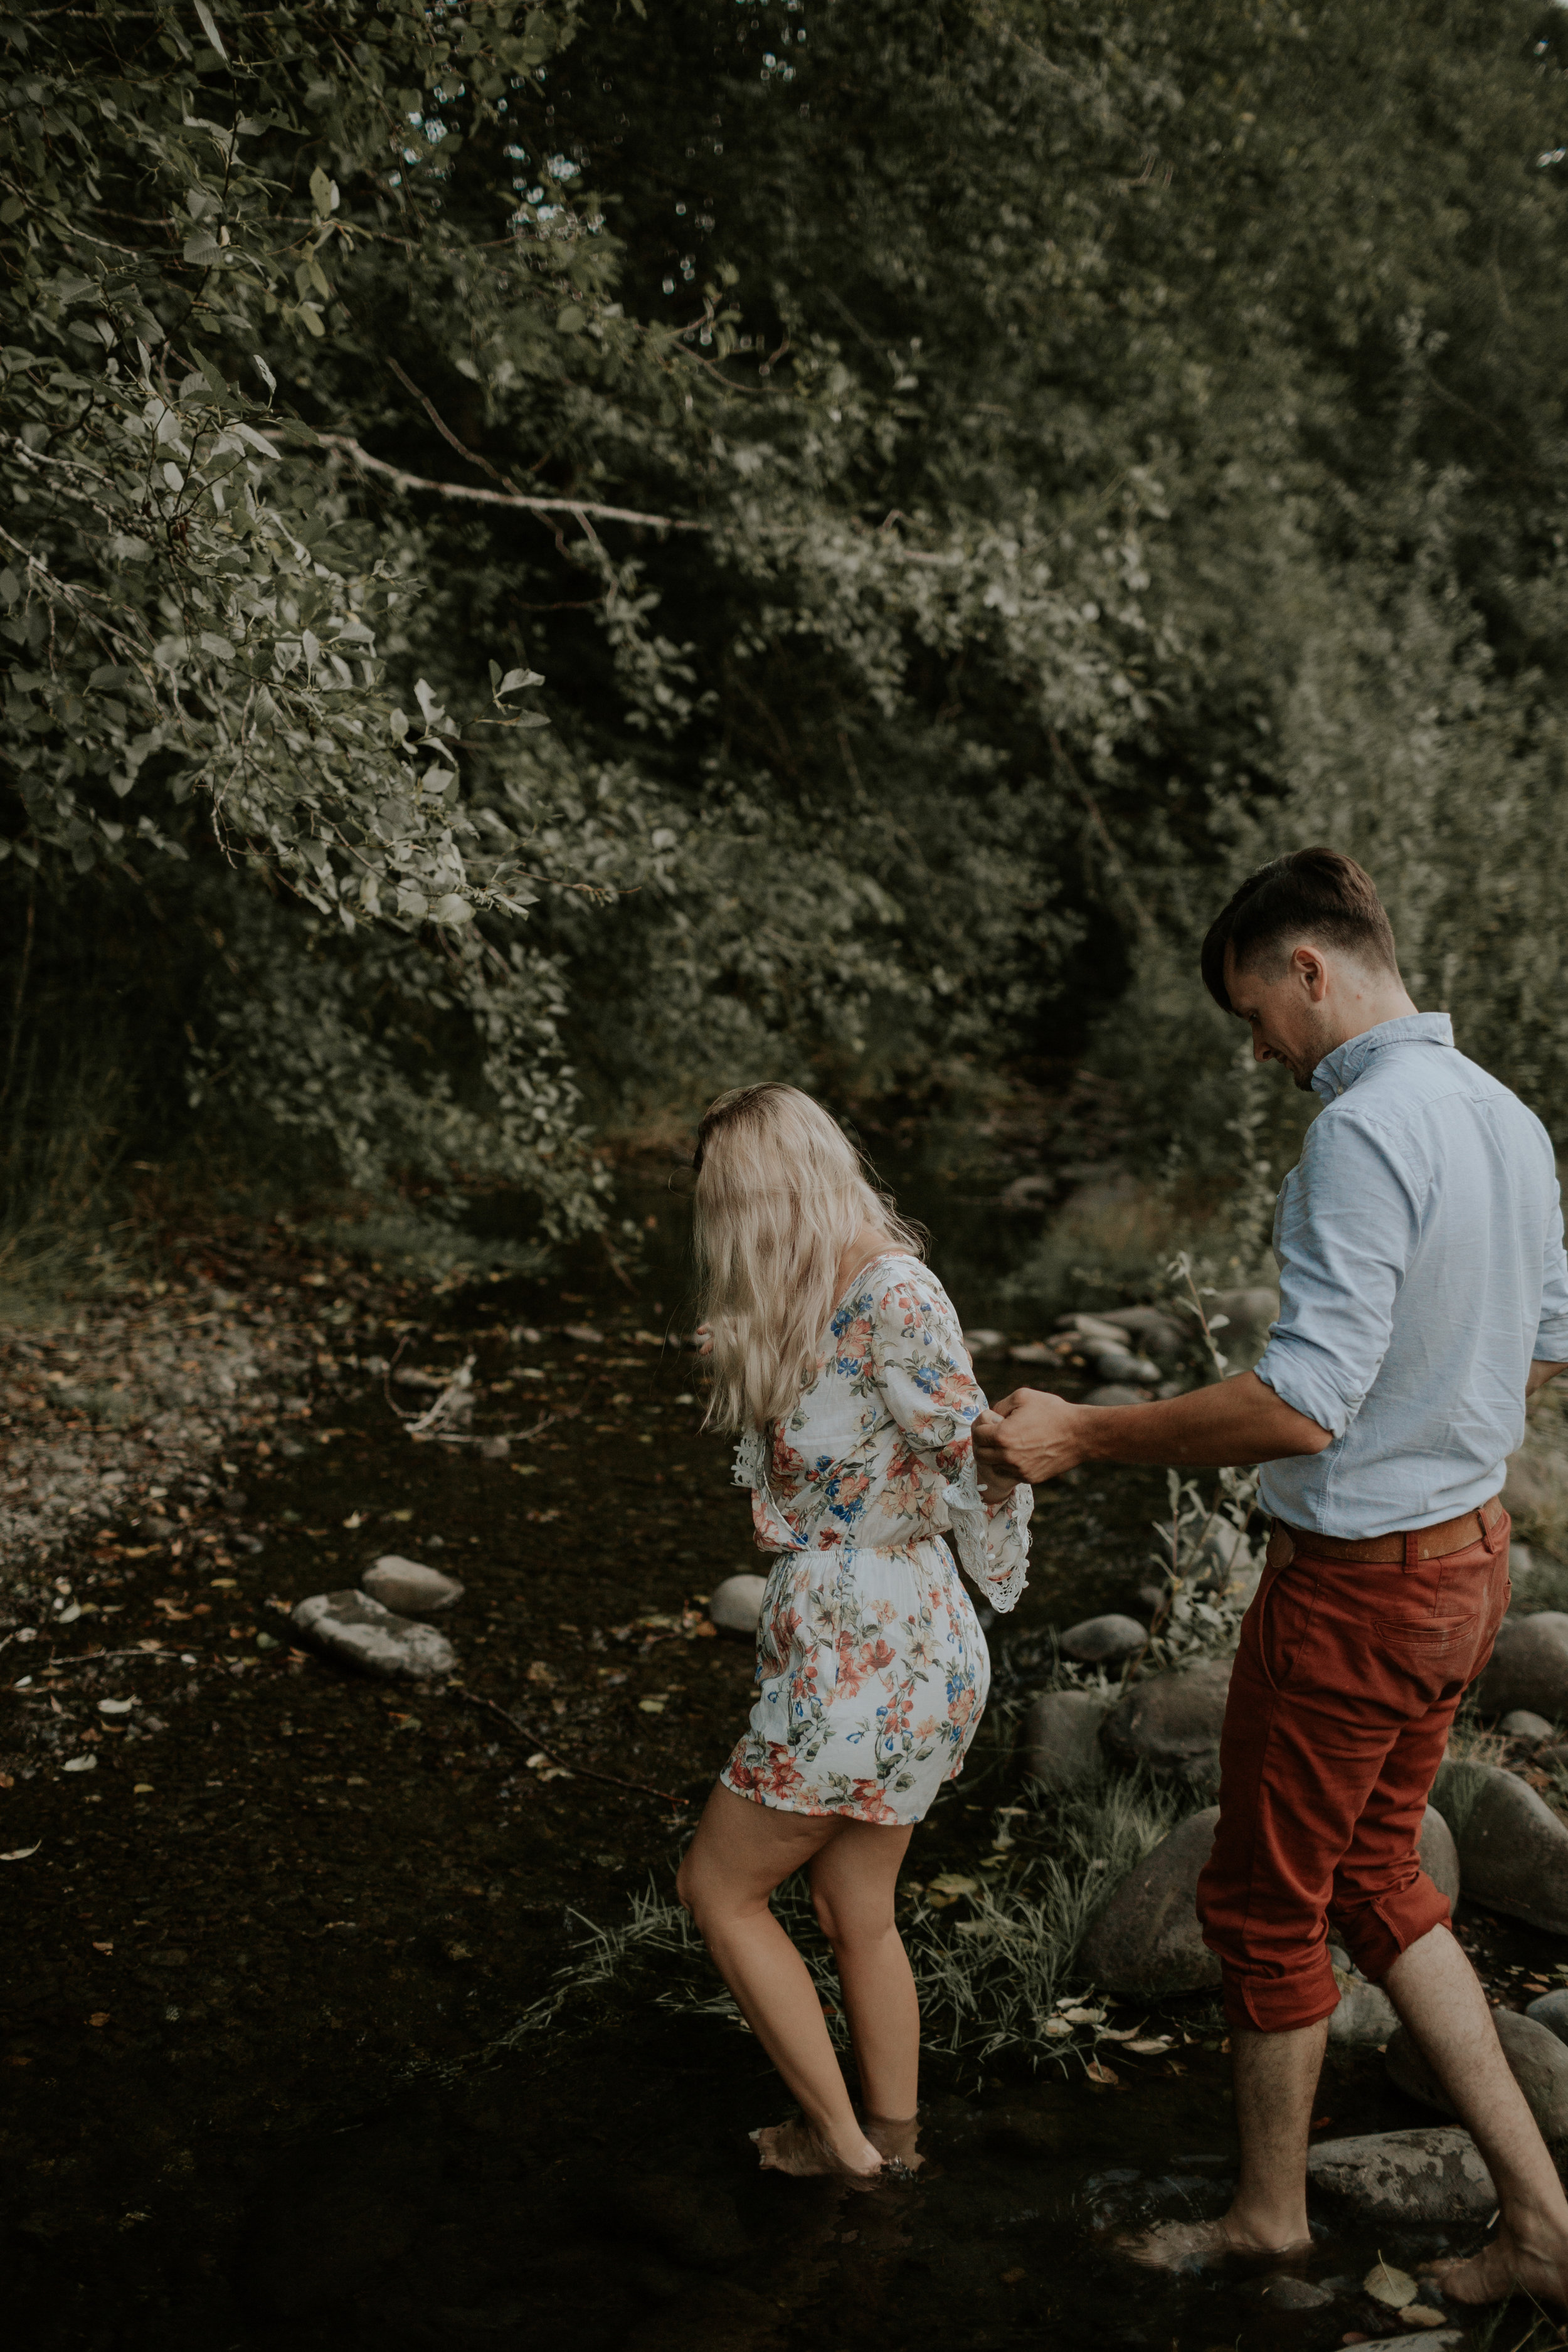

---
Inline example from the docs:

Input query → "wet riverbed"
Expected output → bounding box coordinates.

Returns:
[3,1202,1564,2348]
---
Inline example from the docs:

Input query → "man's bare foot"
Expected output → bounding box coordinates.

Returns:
[1429,2222,1568,2307]
[1118,2216,1312,2270]
[750,2119,883,2184]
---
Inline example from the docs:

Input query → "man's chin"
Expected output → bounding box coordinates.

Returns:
[1291,1064,1315,1092]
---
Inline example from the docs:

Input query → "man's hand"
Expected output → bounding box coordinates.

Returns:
[974,1370,1331,1483]
[974,1391,1087,1486]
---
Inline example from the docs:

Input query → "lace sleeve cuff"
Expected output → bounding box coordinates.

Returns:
[942,1449,1032,1613]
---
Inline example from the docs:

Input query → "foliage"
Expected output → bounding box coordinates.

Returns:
[4,0,1568,1244]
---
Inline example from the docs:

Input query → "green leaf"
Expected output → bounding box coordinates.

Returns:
[556,304,586,334]
[193,1,228,62]
[497,667,544,695]
[431,894,475,926]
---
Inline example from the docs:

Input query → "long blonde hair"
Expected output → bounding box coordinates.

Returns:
[693,1083,924,1433]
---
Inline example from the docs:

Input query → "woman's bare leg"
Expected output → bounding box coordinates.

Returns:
[809,1818,919,2126]
[677,1781,882,2175]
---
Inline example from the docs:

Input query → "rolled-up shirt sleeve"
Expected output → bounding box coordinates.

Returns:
[1253,1113,1423,1442]
[1535,1171,1568,1364]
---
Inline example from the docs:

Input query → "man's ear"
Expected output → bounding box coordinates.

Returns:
[1293,944,1329,1002]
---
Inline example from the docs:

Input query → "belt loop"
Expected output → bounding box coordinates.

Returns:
[1478,1504,1498,1556]
[1402,1527,1420,1572]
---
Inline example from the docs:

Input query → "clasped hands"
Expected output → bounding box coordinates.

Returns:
[973,1387,1084,1500]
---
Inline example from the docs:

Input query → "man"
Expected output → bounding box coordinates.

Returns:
[975,847,1568,2306]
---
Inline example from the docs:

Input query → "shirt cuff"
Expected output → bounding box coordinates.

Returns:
[1253,1333,1355,1441]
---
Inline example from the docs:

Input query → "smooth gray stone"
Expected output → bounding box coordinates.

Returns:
[1101,1655,1232,1791]
[708,1572,768,1634]
[1247,2273,1335,2310]
[1082,1383,1146,1407]
[1502,1708,1556,1746]
[1093,1306,1189,1359]
[1207,1285,1280,1367]
[1503,1453,1556,1522]
[362,1555,465,1617]
[1386,2006,1568,2139]
[961,1328,1007,1355]
[1306,2125,1495,2220]
[1452,1761,1568,1932]
[1475,1613,1568,1717]
[1527,1988,1568,2045]
[1078,1806,1221,1996]
[1419,1802,1461,1908]
[1089,1346,1160,1386]
[1023,1690,1111,1791]
[1342,2339,1466,2352]
[292,1591,455,1682]
[1327,1968,1398,2048]
[1059,1613,1148,1666]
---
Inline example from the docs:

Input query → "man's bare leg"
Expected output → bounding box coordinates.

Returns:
[1383,1924,1568,2307]
[1125,2016,1328,2266]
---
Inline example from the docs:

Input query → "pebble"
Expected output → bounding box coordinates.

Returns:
[1475,1611,1568,1717]
[292,1591,456,1682]
[1077,1806,1222,1996]
[961,1328,1007,1356]
[1527,1988,1568,2045]
[1081,1384,1147,1408]
[1387,2006,1568,2139]
[1449,1761,1568,1933]
[1101,1655,1232,1791]
[1501,1708,1555,1746]
[708,1573,768,1635]
[1022,1690,1111,1791]
[361,1557,465,1617]
[1305,2125,1495,2221]
[1058,1613,1148,1665]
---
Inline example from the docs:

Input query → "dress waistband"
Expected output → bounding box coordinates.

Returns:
[766,1535,949,1565]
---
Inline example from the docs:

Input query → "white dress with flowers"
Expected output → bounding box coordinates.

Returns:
[720,1253,1031,1827]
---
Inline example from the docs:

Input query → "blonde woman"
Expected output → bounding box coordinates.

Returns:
[675,1083,1031,2181]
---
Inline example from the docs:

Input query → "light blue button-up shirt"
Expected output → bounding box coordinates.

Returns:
[1254,1012,1568,1538]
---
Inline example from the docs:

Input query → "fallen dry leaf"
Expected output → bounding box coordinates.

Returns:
[1084,2059,1119,2087]
[1363,2257,1417,2308]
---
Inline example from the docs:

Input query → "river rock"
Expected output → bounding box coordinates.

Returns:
[1077,1806,1221,1996]
[1094,1306,1189,1359]
[1083,1384,1147,1408]
[1419,1803,1461,1908]
[708,1573,768,1636]
[1245,2273,1334,2311]
[961,1328,1007,1356]
[1527,1989,1568,2045]
[1100,1655,1232,1790]
[1090,1346,1161,1386]
[1451,1761,1568,1931]
[1327,1966,1398,2049]
[362,1555,465,1617]
[1502,1708,1556,1747]
[1474,1613,1568,1717]
[1207,1286,1279,1365]
[1386,2007,1568,2139]
[1059,1613,1147,1666]
[292,1591,456,1681]
[1023,1690,1111,1791]
[1306,2126,1495,2221]
[1503,1453,1557,1522]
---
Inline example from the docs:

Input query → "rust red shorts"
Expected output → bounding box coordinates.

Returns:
[1195,1510,1512,2034]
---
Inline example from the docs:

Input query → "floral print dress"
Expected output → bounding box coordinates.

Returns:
[721,1252,1032,1826]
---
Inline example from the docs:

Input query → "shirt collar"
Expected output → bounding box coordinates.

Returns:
[1311,1011,1454,1104]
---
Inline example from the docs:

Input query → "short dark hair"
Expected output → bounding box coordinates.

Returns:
[1200,848,1399,1014]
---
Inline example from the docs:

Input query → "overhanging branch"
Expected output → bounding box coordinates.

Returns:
[268,427,704,531]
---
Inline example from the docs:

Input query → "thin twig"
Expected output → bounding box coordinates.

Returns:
[452,1684,691,1809]
[263,427,703,531]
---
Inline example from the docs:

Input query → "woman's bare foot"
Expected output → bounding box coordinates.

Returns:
[864,2112,923,2175]
[1119,2215,1313,2270]
[751,2118,884,2184]
[1429,2222,1568,2307]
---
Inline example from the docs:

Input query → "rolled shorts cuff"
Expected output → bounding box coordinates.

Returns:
[1331,1873,1452,1985]
[1219,1954,1342,2037]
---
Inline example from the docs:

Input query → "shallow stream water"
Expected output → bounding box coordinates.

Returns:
[3,1174,1564,2349]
